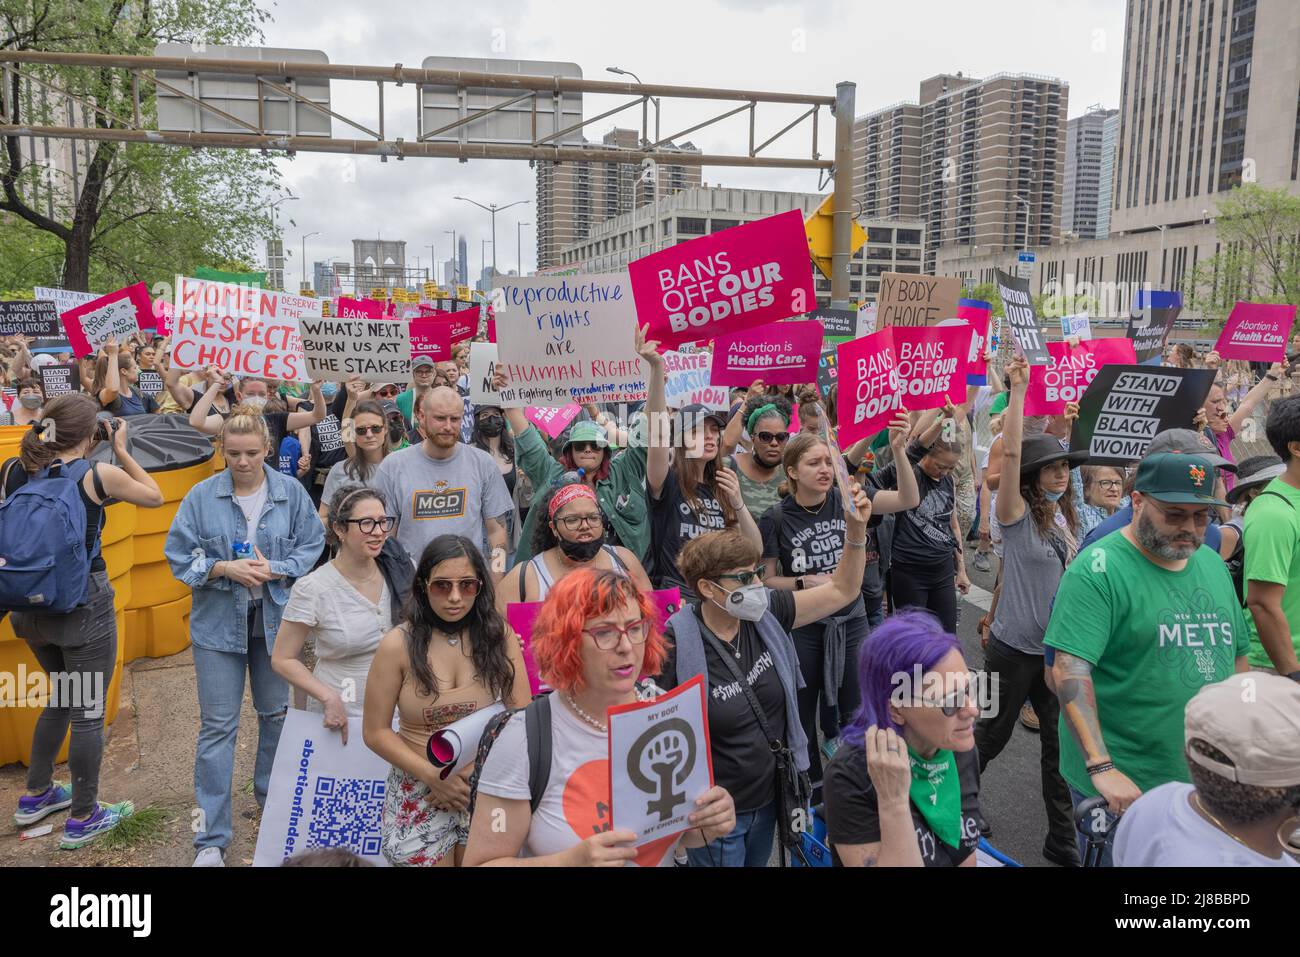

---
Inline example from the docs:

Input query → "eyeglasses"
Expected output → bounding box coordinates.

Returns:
[584,619,650,650]
[569,441,602,453]
[427,577,482,597]
[914,690,970,718]
[355,425,386,436]
[555,513,603,531]
[1147,503,1212,527]
[755,431,790,445]
[343,516,396,534]
[714,566,765,587]
[375,387,399,397]
[1096,479,1123,491]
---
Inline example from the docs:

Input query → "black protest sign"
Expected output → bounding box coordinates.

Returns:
[994,270,1051,365]
[0,300,60,337]
[38,363,77,398]
[1071,365,1216,465]
[817,346,839,396]
[1125,291,1183,364]
[136,369,164,398]
[809,307,856,339]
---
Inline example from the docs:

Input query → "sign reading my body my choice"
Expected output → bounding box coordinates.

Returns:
[629,209,815,349]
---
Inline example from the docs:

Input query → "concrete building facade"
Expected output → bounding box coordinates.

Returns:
[1064,107,1120,240]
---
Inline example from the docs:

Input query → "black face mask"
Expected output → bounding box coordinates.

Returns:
[556,532,604,563]
[389,421,406,443]
[478,416,504,437]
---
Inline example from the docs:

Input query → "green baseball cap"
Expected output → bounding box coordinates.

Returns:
[564,420,609,449]
[1134,453,1228,507]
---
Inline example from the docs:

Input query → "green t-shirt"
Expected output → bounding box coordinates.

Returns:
[395,387,414,424]
[1044,530,1247,797]
[1242,477,1300,668]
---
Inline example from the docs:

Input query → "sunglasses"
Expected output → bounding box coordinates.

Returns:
[714,566,765,587]
[1147,502,1212,527]
[426,577,482,597]
[755,430,791,444]
[342,516,396,534]
[584,619,650,650]
[569,441,602,453]
[375,387,400,397]
[355,425,386,436]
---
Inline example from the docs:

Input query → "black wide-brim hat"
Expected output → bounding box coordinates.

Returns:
[1019,434,1089,477]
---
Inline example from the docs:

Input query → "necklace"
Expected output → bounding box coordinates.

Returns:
[564,694,608,733]
[334,560,380,590]
[442,630,462,647]
[795,495,827,516]
[1193,793,1255,851]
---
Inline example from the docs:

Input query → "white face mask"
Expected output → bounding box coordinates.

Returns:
[709,581,769,622]
[243,395,267,410]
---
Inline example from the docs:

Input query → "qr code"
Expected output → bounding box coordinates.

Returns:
[308,776,385,856]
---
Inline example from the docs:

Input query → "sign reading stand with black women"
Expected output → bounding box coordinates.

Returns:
[1070,364,1216,465]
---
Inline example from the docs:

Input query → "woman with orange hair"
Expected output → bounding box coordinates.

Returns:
[465,568,737,866]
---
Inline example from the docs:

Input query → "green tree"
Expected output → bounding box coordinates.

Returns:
[1,0,280,292]
[1186,183,1300,328]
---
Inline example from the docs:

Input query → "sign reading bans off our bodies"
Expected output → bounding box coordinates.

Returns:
[1071,365,1216,465]
[171,276,314,381]
[299,316,412,383]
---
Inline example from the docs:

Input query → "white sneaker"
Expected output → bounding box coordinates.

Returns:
[193,847,225,867]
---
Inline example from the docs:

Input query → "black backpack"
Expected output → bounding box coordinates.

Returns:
[467,694,553,819]
[1228,490,1294,606]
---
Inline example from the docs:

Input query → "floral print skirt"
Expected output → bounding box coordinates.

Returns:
[380,766,469,867]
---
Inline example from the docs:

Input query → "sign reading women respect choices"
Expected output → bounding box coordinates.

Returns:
[628,209,815,349]
[1070,365,1216,465]
[994,270,1051,365]
[0,300,60,338]
[492,275,647,408]
[1213,302,1297,362]
[709,320,823,388]
[171,276,315,381]
[60,283,153,357]
[298,316,412,383]
[1024,338,1137,416]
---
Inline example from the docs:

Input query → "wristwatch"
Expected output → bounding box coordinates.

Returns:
[795,577,806,591]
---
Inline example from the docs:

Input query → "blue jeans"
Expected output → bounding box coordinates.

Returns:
[1069,785,1117,867]
[192,636,288,851]
[686,801,776,867]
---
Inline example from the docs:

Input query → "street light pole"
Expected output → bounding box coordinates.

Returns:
[607,67,660,143]
[455,196,531,275]
[517,221,531,276]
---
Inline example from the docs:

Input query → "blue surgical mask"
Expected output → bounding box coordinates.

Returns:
[320,382,339,400]
[1043,489,1065,503]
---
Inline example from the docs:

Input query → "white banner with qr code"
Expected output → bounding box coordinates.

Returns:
[253,709,391,867]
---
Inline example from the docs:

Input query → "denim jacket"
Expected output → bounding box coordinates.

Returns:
[164,464,325,653]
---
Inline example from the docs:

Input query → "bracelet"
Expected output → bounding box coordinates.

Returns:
[845,537,867,548]
[1086,761,1115,776]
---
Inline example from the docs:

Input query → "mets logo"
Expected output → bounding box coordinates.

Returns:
[1189,465,1206,487]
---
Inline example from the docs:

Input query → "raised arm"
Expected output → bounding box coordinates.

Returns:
[188,370,227,435]
[867,414,920,514]
[791,482,871,629]
[286,382,327,431]
[163,365,198,411]
[639,324,671,498]
[96,342,121,406]
[1051,650,1142,813]
[995,355,1029,527]
[1228,362,1284,434]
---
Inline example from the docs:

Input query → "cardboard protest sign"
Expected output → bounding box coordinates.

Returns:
[994,269,1051,365]
[877,272,961,328]
[1061,311,1092,340]
[1025,338,1137,417]
[1126,290,1182,364]
[1071,365,1216,465]
[335,297,386,319]
[408,319,452,361]
[252,709,390,867]
[836,329,904,445]
[0,300,60,338]
[709,320,823,388]
[60,283,152,356]
[492,274,647,408]
[34,286,101,317]
[299,316,412,383]
[892,324,973,411]
[664,349,729,410]
[524,403,582,439]
[469,342,503,405]
[817,346,839,397]
[1214,302,1296,363]
[808,307,856,340]
[856,302,878,338]
[171,276,313,381]
[38,363,76,398]
[135,369,164,399]
[628,209,815,348]
[609,674,713,853]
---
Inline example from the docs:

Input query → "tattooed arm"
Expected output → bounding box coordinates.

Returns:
[1051,651,1142,813]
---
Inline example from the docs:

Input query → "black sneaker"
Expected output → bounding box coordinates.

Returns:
[1043,842,1081,867]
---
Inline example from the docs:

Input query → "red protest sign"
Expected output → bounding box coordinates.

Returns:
[628,209,815,349]
[836,329,903,445]
[61,283,152,357]
[409,319,452,361]
[709,320,823,387]
[1025,338,1138,416]
[336,297,386,319]
[891,323,973,411]
[1214,302,1296,362]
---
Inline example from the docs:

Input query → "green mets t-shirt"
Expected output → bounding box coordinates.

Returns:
[1044,530,1246,797]
[1242,478,1300,669]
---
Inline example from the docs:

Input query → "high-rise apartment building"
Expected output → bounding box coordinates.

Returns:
[1096,111,1121,239]
[1064,107,1120,240]
[535,128,702,269]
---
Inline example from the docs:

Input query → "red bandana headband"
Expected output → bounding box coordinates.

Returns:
[549,482,597,519]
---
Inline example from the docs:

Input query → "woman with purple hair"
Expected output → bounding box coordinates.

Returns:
[823,610,982,867]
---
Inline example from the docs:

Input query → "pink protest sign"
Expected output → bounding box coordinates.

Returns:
[524,403,581,438]
[336,297,386,319]
[507,588,682,696]
[153,299,173,337]
[425,306,478,344]
[629,209,816,349]
[1025,338,1137,416]
[710,320,823,387]
[836,329,903,445]
[1214,302,1296,362]
[61,283,152,357]
[891,323,973,411]
[954,298,992,382]
[408,319,451,361]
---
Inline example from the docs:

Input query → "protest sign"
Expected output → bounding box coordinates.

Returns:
[299,316,412,383]
[524,403,582,439]
[609,673,713,852]
[408,319,452,362]
[1126,290,1182,364]
[0,300,60,338]
[1071,365,1216,465]
[171,276,314,381]
[60,283,152,356]
[422,305,478,344]
[469,342,503,405]
[1025,338,1137,416]
[153,299,174,337]
[817,346,839,397]
[34,286,100,317]
[628,209,815,348]
[1061,311,1092,340]
[1213,302,1296,363]
[709,320,823,388]
[994,269,1051,365]
[492,274,647,408]
[335,297,386,319]
[892,324,973,411]
[954,298,992,383]
[135,369,164,399]
[0,386,14,415]
[38,363,76,398]
[664,349,729,410]
[252,709,390,867]
[195,265,265,287]
[808,307,856,340]
[877,273,961,328]
[856,302,878,338]
[836,329,904,445]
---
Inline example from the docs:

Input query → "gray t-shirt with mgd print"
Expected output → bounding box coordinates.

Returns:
[375,442,512,563]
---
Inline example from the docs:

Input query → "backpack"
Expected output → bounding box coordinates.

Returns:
[0,457,96,614]
[1229,490,1295,606]
[466,694,553,820]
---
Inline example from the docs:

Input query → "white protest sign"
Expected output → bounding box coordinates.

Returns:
[609,674,713,848]
[77,298,141,351]
[856,302,878,338]
[663,349,729,410]
[34,286,101,316]
[298,316,412,383]
[469,342,503,405]
[491,274,647,408]
[171,276,314,382]
[1061,312,1092,340]
[253,709,390,866]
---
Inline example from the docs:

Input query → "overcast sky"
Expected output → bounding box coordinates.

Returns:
[255,0,1126,286]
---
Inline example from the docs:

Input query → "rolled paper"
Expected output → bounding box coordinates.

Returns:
[426,702,506,779]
